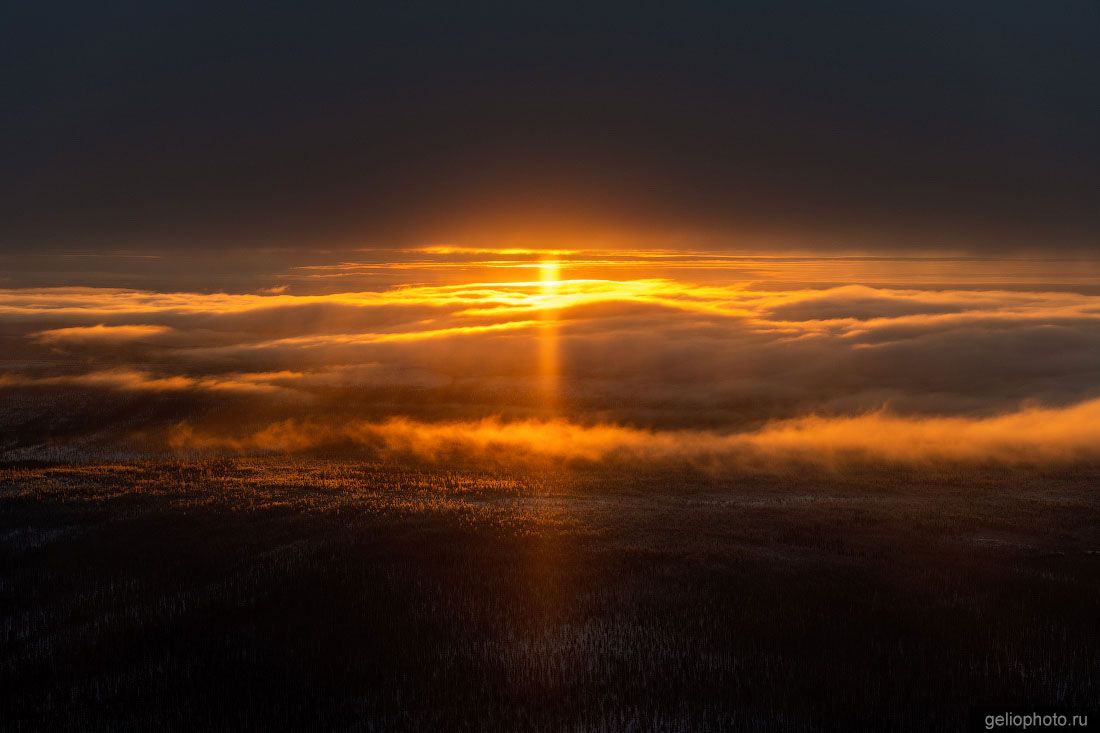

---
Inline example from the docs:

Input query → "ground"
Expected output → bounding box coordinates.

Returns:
[2,458,1098,731]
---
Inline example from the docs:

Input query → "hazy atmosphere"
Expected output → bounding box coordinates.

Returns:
[5,249,1100,467]
[3,2,1099,731]
[4,1,1098,252]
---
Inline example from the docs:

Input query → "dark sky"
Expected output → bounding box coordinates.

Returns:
[4,0,1098,253]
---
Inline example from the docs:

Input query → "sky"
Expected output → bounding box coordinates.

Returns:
[4,0,1098,254]
[3,3,1100,466]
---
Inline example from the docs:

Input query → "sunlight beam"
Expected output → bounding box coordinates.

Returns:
[538,261,562,411]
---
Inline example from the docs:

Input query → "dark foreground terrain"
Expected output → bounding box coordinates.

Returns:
[1,458,1098,731]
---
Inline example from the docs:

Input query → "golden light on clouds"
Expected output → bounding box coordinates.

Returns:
[538,260,563,411]
[32,323,173,344]
[166,398,1100,467]
[4,247,1100,466]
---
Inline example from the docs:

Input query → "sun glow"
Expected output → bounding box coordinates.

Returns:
[7,247,1100,465]
[539,260,562,288]
[538,261,562,411]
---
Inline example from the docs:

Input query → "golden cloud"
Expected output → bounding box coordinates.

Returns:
[4,250,1100,464]
[1,368,302,394]
[33,323,173,343]
[167,397,1100,467]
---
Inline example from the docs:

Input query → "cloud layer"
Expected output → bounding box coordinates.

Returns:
[165,398,1100,467]
[3,250,1100,464]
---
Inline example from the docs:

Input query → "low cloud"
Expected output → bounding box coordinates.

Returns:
[166,397,1100,467]
[33,323,173,344]
[0,368,301,394]
[3,251,1100,463]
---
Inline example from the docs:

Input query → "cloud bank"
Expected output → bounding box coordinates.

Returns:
[3,250,1099,465]
[166,398,1100,467]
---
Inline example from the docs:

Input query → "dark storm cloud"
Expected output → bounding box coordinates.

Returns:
[3,0,1098,252]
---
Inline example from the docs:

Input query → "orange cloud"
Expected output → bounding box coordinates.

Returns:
[6,251,1100,458]
[0,369,302,394]
[33,323,173,343]
[166,397,1100,467]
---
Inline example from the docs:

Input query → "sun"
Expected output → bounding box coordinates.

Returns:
[539,260,562,289]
